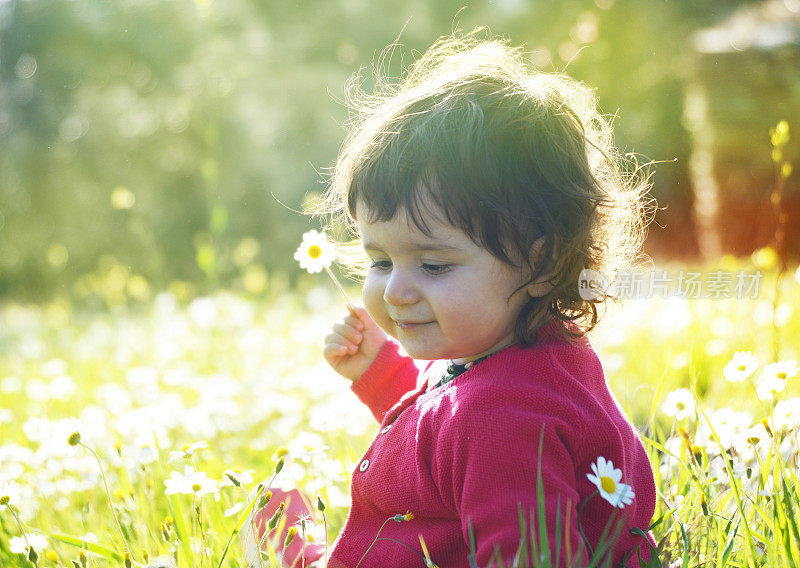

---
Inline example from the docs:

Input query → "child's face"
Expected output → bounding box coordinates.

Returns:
[357,200,533,363]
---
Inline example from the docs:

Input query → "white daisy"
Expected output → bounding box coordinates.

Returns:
[137,445,158,464]
[722,351,758,383]
[294,230,336,274]
[164,466,219,497]
[168,440,208,462]
[771,398,800,432]
[661,388,695,420]
[757,376,786,401]
[696,407,753,450]
[760,360,799,383]
[9,532,48,555]
[586,456,635,509]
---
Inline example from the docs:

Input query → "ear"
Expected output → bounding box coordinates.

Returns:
[525,238,555,298]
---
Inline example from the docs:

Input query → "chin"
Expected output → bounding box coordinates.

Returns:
[396,343,438,361]
[400,347,432,360]
[400,343,461,361]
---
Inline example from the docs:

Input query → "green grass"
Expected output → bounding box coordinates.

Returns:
[0,262,799,567]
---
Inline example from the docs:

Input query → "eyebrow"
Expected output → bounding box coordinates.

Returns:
[361,240,463,253]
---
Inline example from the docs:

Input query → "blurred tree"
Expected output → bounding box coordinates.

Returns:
[0,0,764,300]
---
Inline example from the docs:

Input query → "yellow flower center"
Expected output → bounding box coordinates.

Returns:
[676,402,685,411]
[192,483,202,492]
[738,364,746,371]
[307,245,322,259]
[777,372,787,380]
[600,476,616,494]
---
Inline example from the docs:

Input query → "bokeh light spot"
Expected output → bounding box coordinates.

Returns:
[14,53,37,79]
[234,238,261,267]
[47,244,69,269]
[59,115,89,143]
[243,264,268,295]
[111,187,136,210]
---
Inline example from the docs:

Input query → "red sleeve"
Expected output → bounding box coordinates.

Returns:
[433,387,590,568]
[350,339,420,424]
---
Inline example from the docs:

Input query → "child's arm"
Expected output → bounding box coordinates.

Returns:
[323,306,419,423]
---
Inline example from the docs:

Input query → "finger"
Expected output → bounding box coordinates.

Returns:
[344,306,372,327]
[322,342,352,360]
[343,314,365,331]
[324,335,359,355]
[332,322,363,344]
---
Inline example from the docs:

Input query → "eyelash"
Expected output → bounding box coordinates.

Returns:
[368,260,452,276]
[369,259,392,271]
[421,263,452,275]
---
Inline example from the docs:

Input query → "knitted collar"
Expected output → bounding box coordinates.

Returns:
[426,350,499,392]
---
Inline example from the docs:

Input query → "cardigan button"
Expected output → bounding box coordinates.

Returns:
[381,425,392,434]
[359,459,370,472]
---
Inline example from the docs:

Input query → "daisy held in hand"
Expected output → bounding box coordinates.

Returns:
[294,229,354,313]
[294,229,335,273]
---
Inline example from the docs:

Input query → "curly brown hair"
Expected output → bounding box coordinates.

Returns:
[313,31,653,343]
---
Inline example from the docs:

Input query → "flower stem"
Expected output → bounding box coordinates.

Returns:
[79,442,130,559]
[7,504,32,552]
[252,470,283,559]
[228,484,271,568]
[322,509,328,568]
[324,266,354,314]
[355,516,394,568]
[576,490,598,559]
[191,494,197,566]
[194,498,211,568]
[252,504,265,568]
[250,520,265,568]
[301,521,306,568]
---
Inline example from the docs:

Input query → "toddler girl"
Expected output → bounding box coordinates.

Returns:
[269,33,657,568]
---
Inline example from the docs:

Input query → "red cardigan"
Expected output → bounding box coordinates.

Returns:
[326,325,657,568]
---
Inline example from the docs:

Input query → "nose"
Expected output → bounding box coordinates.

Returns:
[383,268,419,306]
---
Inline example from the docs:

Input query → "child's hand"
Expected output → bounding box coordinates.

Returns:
[323,306,387,382]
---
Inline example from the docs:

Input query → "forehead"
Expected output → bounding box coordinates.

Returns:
[355,200,471,251]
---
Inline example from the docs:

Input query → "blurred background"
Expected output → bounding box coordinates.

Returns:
[1,0,799,303]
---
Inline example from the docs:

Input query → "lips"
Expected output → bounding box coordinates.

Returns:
[394,320,434,330]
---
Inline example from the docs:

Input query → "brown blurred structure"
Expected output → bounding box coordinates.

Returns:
[685,0,800,261]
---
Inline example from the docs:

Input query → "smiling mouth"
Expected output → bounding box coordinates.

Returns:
[394,320,434,330]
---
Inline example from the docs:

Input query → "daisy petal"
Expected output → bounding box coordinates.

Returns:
[586,456,635,510]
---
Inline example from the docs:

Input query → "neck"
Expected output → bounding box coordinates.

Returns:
[452,333,517,365]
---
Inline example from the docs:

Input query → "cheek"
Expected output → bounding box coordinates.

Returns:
[361,275,386,316]
[436,275,519,325]
[424,283,471,323]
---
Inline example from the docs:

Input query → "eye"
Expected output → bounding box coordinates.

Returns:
[421,263,452,275]
[369,259,392,271]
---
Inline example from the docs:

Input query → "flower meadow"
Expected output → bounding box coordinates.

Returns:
[1,261,799,568]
